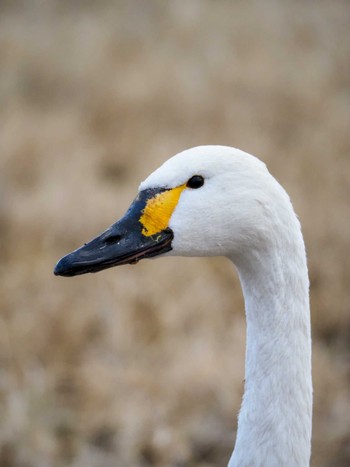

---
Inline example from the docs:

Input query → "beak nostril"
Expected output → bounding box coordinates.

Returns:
[104,234,122,245]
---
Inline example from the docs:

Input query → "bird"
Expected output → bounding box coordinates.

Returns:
[54,145,312,467]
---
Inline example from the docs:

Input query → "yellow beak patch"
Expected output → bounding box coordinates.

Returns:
[140,184,186,236]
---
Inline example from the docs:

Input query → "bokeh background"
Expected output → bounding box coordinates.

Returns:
[1,1,349,466]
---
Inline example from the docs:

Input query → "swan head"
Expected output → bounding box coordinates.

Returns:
[54,145,290,276]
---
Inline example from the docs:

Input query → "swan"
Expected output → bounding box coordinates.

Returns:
[54,145,312,466]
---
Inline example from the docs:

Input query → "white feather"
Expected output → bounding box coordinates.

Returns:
[141,146,312,466]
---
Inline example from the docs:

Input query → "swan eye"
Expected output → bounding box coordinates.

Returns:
[186,175,204,189]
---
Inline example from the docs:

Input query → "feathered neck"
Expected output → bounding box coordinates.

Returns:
[228,214,312,466]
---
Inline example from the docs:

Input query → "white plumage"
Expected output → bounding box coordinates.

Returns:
[141,146,312,466]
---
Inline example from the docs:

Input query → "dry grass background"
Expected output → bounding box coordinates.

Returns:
[0,1,349,466]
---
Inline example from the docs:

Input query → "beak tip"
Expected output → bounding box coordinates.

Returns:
[53,265,62,276]
[53,255,73,277]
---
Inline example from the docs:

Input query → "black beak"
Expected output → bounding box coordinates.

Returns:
[54,188,174,277]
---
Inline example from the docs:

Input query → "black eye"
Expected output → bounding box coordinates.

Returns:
[186,175,204,189]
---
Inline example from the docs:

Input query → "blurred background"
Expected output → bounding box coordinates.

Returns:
[0,1,349,466]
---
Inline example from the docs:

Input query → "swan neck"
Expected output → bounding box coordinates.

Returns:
[229,239,312,467]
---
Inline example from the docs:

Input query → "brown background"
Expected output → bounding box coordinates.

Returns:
[0,1,349,466]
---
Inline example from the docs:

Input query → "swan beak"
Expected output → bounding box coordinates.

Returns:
[54,188,174,277]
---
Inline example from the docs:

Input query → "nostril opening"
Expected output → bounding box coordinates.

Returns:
[104,234,122,245]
